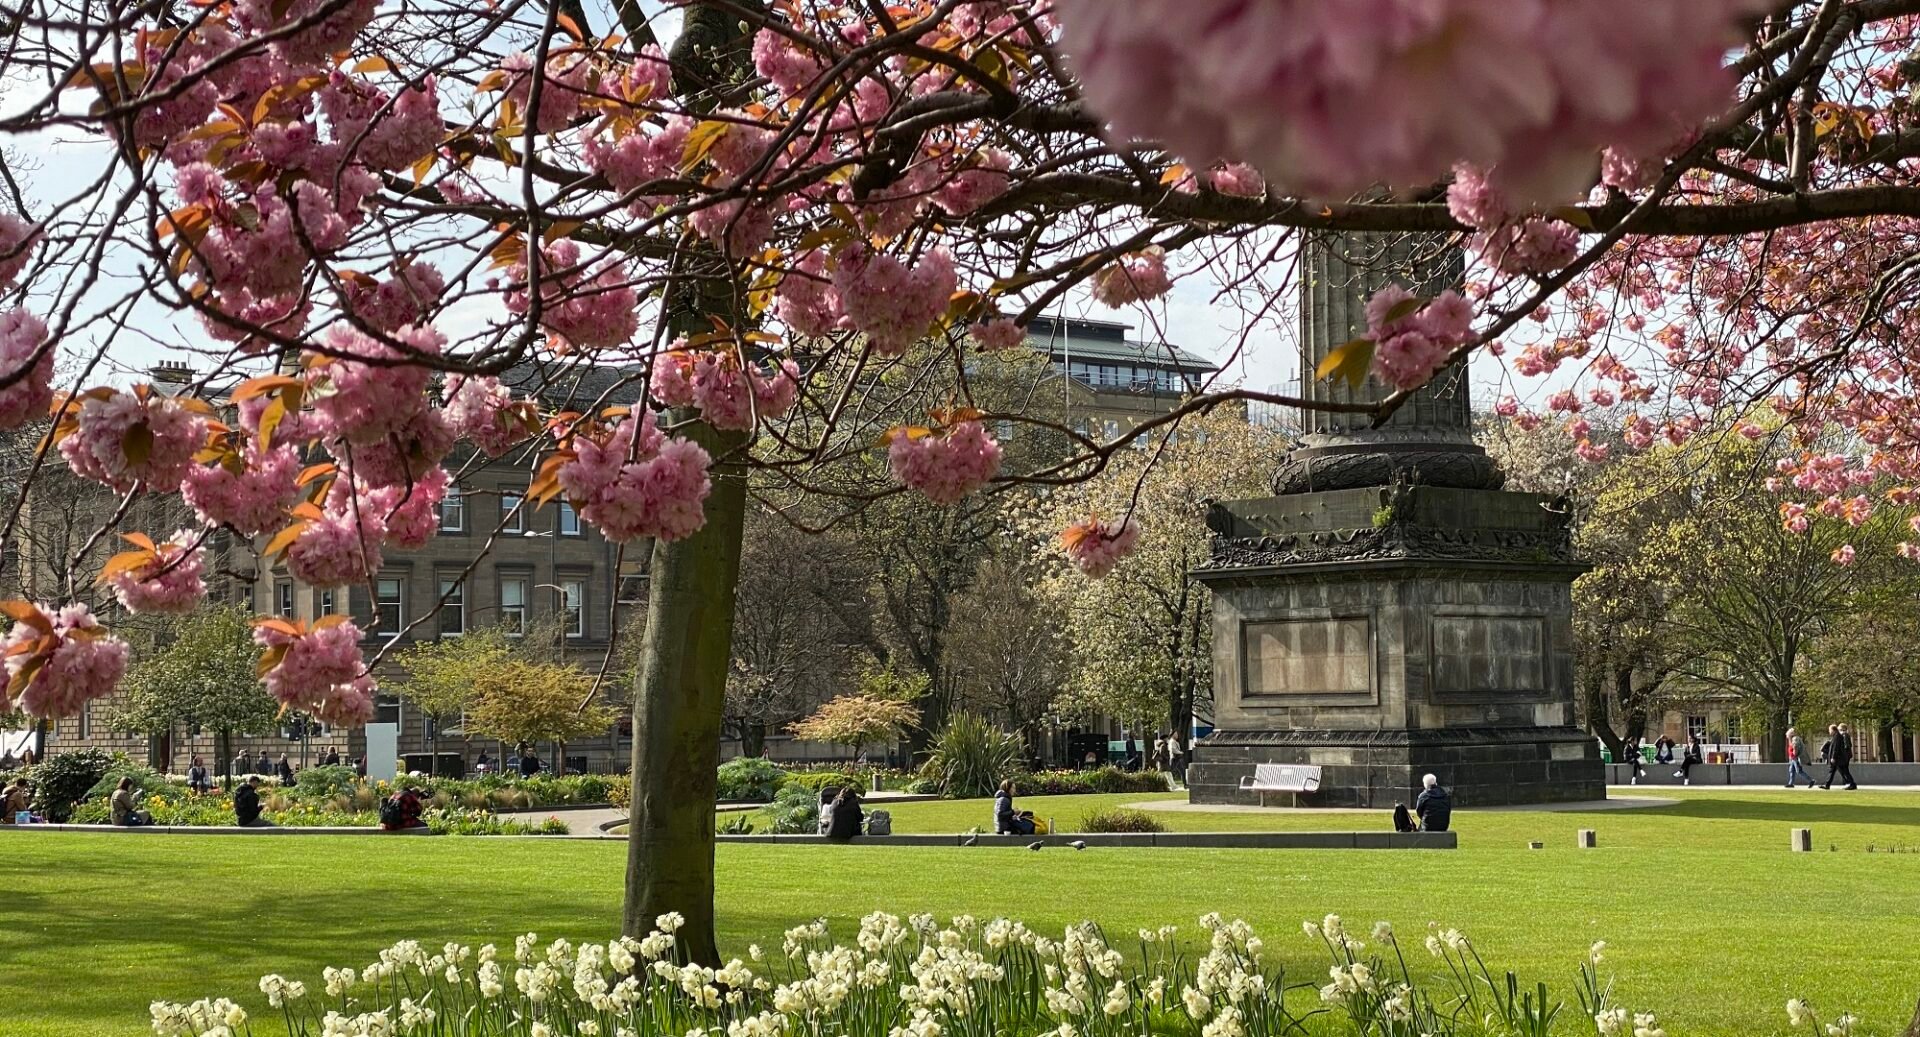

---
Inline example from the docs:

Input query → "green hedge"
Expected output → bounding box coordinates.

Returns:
[1009,767,1172,797]
[1079,807,1167,833]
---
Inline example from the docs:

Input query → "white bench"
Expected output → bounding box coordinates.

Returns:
[1239,764,1321,805]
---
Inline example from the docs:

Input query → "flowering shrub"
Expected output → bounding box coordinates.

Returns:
[149,913,1812,1037]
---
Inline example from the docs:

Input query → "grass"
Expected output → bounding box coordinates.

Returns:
[4,788,1919,1037]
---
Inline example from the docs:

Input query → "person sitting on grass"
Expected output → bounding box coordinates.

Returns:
[381,786,428,831]
[186,756,212,796]
[825,786,864,841]
[994,780,1037,836]
[233,776,274,828]
[110,776,153,827]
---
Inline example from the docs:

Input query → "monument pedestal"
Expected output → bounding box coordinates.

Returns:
[1190,482,1604,808]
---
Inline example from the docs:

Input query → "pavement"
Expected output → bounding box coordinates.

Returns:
[1128,795,1679,815]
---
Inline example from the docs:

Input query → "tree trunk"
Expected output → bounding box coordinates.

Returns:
[742,722,766,759]
[556,740,566,777]
[217,728,232,788]
[623,422,748,964]
[1763,706,1791,764]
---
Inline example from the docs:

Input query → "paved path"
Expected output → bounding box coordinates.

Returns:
[1128,796,1679,815]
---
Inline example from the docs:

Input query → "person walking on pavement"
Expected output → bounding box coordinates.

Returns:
[1822,723,1859,790]
[1785,727,1816,788]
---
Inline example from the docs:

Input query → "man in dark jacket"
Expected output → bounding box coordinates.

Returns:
[233,776,273,827]
[825,787,864,840]
[1822,724,1859,790]
[1413,774,1452,832]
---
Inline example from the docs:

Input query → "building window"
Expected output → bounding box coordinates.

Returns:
[617,574,646,605]
[501,491,525,534]
[500,577,527,636]
[375,695,402,727]
[1685,714,1707,743]
[375,577,406,637]
[561,579,586,639]
[438,577,465,637]
[275,578,295,618]
[78,700,91,739]
[440,484,465,532]
[319,589,336,616]
[558,502,582,537]
[1726,715,1744,744]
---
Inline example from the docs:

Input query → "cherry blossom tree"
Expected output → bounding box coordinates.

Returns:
[11,0,1920,958]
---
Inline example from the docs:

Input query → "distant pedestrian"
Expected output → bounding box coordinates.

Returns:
[380,787,427,831]
[994,780,1037,836]
[1675,735,1704,786]
[1785,728,1816,788]
[1822,723,1858,790]
[276,753,295,785]
[233,749,254,776]
[323,749,341,767]
[1653,736,1676,766]
[354,755,367,778]
[1082,749,1098,770]
[518,744,542,778]
[1,779,31,823]
[186,756,212,795]
[1151,736,1167,772]
[474,751,492,774]
[1166,734,1185,782]
[1623,736,1646,785]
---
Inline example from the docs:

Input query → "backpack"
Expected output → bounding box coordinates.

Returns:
[865,809,892,836]
[379,795,406,828]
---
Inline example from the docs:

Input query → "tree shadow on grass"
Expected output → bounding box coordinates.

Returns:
[1631,795,1920,828]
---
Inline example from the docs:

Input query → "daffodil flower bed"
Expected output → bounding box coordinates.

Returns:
[145,913,1867,1037]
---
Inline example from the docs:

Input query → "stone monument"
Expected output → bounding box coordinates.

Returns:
[1186,232,1604,807]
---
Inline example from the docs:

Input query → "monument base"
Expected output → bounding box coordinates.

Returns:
[1187,727,1604,808]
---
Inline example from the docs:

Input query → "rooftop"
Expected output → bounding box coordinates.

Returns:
[1025,316,1217,373]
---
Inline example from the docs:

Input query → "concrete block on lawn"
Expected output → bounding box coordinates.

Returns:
[1792,828,1812,852]
[1577,829,1597,848]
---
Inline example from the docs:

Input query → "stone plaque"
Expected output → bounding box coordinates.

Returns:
[1243,617,1372,696]
[1431,615,1544,693]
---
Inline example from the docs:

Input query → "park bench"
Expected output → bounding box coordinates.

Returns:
[1239,763,1321,806]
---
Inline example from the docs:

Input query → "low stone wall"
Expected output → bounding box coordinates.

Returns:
[714,831,1456,849]
[1605,762,1920,786]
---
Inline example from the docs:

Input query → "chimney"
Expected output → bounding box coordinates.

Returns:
[148,361,196,389]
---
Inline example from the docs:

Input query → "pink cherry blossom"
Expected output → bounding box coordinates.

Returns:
[0,212,38,289]
[320,73,444,171]
[107,530,207,614]
[887,420,1003,504]
[306,323,441,445]
[504,241,640,351]
[689,197,777,257]
[255,618,372,720]
[340,262,446,332]
[500,50,594,133]
[775,250,844,338]
[1473,218,1582,275]
[1060,515,1142,577]
[329,409,456,489]
[286,495,386,589]
[1446,164,1508,231]
[558,411,715,543]
[0,309,55,429]
[181,440,303,536]
[754,27,825,97]
[581,115,692,201]
[2,603,129,719]
[833,244,957,356]
[232,0,375,63]
[1363,286,1478,391]
[1494,395,1521,418]
[970,318,1026,352]
[57,389,208,493]
[934,149,1014,216]
[1780,502,1811,534]
[1832,544,1857,566]
[1090,249,1171,308]
[1054,0,1761,204]
[445,375,534,457]
[359,465,449,550]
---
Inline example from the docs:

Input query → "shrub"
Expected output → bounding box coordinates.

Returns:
[766,783,822,834]
[920,712,1023,799]
[717,813,756,835]
[1078,807,1166,834]
[26,748,120,821]
[292,765,360,799]
[83,764,172,804]
[608,773,631,816]
[783,770,855,795]
[716,757,787,802]
[1012,768,1171,797]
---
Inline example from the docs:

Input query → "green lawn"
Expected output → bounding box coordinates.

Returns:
[5,789,1919,1037]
